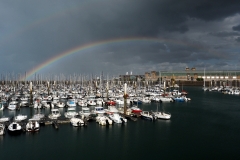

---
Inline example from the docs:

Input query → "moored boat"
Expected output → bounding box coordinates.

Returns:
[0,123,5,135]
[153,112,171,120]
[64,107,78,118]
[8,101,18,111]
[26,119,40,132]
[0,116,10,123]
[14,114,28,122]
[70,116,86,127]
[48,108,61,119]
[140,111,157,121]
[8,122,22,135]
[130,106,142,114]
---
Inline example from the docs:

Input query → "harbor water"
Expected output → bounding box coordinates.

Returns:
[0,86,240,159]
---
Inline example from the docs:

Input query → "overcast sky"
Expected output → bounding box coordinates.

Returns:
[1,0,240,79]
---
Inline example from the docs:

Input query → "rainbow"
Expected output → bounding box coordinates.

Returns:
[22,37,219,80]
[23,37,195,80]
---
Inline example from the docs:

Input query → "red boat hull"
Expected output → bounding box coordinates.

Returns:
[131,109,142,114]
[105,101,116,106]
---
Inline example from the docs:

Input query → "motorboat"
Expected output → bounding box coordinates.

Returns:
[64,107,78,118]
[56,101,65,108]
[153,111,171,120]
[70,116,85,127]
[96,115,113,125]
[140,111,157,121]
[8,122,22,134]
[159,97,174,102]
[173,97,185,102]
[105,100,116,106]
[0,116,10,123]
[48,108,61,119]
[66,98,76,107]
[109,113,127,124]
[26,119,40,132]
[130,106,142,114]
[93,106,105,114]
[0,123,5,135]
[14,114,28,122]
[8,101,18,110]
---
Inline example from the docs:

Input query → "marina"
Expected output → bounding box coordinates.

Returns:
[0,78,193,130]
[0,82,239,159]
[1,0,240,159]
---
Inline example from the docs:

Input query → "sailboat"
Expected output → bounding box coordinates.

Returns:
[152,102,171,120]
[202,68,208,91]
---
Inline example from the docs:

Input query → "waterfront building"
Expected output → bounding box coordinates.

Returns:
[144,68,240,87]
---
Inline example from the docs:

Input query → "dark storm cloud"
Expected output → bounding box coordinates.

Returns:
[1,0,240,77]
[232,24,240,31]
[236,37,240,42]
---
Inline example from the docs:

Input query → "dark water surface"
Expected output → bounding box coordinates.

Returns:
[0,87,240,159]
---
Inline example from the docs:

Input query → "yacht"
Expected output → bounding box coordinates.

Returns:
[8,101,18,110]
[109,113,127,124]
[66,98,76,107]
[26,119,40,132]
[8,122,22,134]
[153,111,171,120]
[0,123,5,135]
[96,115,113,125]
[70,116,85,127]
[93,106,105,114]
[130,106,142,114]
[14,114,28,122]
[48,108,61,119]
[140,111,157,121]
[159,97,174,102]
[64,107,78,118]
[173,96,185,102]
[0,116,10,123]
